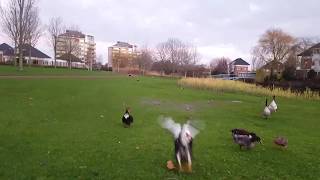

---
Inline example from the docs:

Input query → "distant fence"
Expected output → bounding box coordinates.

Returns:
[210,72,256,80]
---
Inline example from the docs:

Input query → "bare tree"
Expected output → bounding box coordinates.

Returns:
[135,48,154,75]
[296,37,319,52]
[64,36,81,70]
[252,28,296,77]
[48,17,64,68]
[1,0,19,66]
[180,45,200,77]
[155,38,200,76]
[0,1,16,65]
[0,0,38,70]
[210,57,230,75]
[251,47,266,70]
[24,6,41,66]
[55,27,82,70]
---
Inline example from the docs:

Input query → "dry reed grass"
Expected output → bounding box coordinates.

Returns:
[178,78,320,100]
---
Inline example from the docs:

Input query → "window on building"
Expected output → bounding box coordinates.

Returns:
[313,48,320,54]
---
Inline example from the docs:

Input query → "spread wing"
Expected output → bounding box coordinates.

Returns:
[159,117,181,139]
[182,122,199,139]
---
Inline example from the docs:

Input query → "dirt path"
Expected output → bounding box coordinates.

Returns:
[0,75,121,80]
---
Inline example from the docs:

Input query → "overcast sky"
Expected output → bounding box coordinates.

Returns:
[1,0,320,64]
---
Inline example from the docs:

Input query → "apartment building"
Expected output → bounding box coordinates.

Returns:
[108,41,139,72]
[57,30,96,66]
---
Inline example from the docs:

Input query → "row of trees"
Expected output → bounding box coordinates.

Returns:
[127,38,204,77]
[0,0,95,71]
[154,38,200,76]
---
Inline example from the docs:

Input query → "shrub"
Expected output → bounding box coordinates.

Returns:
[255,69,266,83]
[282,66,296,81]
[308,70,317,80]
[264,73,279,82]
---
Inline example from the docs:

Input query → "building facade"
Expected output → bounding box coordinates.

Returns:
[259,61,284,76]
[298,43,320,73]
[57,30,96,67]
[229,58,250,75]
[0,51,3,63]
[0,43,14,63]
[0,43,52,65]
[0,42,88,68]
[108,41,139,72]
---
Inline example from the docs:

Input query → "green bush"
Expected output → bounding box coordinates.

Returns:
[255,69,266,83]
[282,66,296,81]
[308,70,316,80]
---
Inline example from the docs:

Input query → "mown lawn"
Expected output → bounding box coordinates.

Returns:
[0,65,111,76]
[0,66,319,179]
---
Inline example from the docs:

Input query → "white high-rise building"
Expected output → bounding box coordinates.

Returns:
[57,30,96,65]
[108,41,139,71]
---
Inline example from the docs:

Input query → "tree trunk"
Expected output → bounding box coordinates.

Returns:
[54,51,56,68]
[19,48,23,71]
[54,39,57,68]
[18,1,24,71]
[28,43,32,67]
[69,53,71,70]
[14,46,17,67]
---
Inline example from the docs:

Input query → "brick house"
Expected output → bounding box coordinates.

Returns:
[297,43,320,77]
[229,58,250,75]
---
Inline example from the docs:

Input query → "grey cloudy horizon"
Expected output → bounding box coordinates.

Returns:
[1,0,319,65]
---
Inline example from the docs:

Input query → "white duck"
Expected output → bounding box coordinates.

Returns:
[268,95,278,112]
[263,99,271,119]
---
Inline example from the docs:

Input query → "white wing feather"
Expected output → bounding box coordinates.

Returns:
[159,117,181,139]
[270,100,277,110]
[182,122,199,138]
[268,101,277,112]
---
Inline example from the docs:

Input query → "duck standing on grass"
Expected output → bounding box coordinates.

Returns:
[231,128,261,149]
[122,107,133,127]
[274,136,288,149]
[263,99,271,119]
[268,96,278,112]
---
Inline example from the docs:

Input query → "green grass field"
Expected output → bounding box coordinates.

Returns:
[0,66,319,179]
